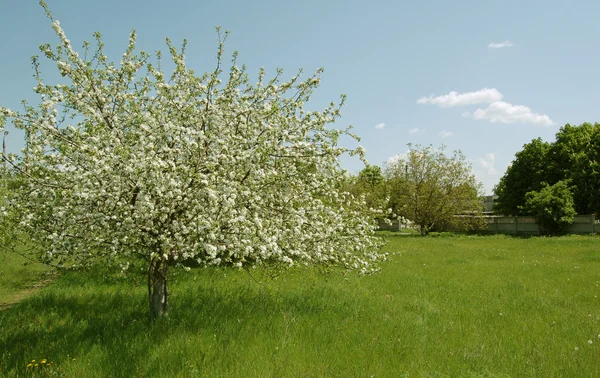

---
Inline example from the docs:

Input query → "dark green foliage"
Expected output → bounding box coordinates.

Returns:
[494,138,550,216]
[547,123,600,215]
[522,180,576,234]
[357,165,384,188]
[495,123,600,216]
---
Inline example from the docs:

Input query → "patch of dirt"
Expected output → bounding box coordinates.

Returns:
[0,277,55,311]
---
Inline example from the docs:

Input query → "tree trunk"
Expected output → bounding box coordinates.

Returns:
[148,260,169,319]
[2,131,8,172]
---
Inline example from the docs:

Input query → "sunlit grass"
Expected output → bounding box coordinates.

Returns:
[1,234,600,376]
[0,247,52,306]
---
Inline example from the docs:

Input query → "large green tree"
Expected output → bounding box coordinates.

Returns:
[385,145,483,235]
[495,123,600,216]
[494,138,550,215]
[547,123,600,215]
[0,4,385,318]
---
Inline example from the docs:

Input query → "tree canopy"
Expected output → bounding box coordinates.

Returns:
[547,123,600,215]
[495,123,600,216]
[343,165,389,219]
[0,4,385,318]
[494,138,550,216]
[384,145,483,235]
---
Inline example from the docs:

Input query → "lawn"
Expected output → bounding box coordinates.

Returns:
[1,234,599,377]
[0,246,52,308]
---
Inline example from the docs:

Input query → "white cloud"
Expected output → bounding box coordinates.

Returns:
[478,153,497,175]
[439,130,453,138]
[488,40,514,49]
[387,154,402,166]
[408,128,423,134]
[375,123,385,129]
[465,101,554,126]
[386,150,410,166]
[418,88,554,127]
[474,153,500,194]
[417,88,503,108]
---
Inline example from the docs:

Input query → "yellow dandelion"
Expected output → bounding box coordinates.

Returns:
[34,364,39,367]
[31,360,36,363]
[41,359,47,364]
[27,363,32,368]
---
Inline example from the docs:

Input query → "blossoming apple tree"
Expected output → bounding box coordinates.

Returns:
[0,4,385,318]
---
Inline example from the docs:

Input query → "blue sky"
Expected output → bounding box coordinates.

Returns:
[2,0,600,193]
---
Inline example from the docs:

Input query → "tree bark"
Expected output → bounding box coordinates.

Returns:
[148,260,169,319]
[2,131,8,172]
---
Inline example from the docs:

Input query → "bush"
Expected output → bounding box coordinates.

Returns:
[522,180,576,235]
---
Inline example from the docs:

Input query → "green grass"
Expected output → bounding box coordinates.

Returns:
[2,234,600,377]
[0,247,52,306]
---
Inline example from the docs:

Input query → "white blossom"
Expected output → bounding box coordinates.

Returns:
[2,15,386,316]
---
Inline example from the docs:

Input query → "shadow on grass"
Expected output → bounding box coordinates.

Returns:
[0,285,150,377]
[0,268,348,377]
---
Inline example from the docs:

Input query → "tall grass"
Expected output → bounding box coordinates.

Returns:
[1,234,600,376]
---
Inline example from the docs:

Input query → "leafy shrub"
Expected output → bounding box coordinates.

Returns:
[522,180,576,235]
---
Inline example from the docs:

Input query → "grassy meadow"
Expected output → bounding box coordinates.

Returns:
[0,248,52,308]
[1,234,600,377]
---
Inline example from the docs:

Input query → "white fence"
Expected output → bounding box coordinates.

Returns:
[378,215,600,235]
[480,215,597,235]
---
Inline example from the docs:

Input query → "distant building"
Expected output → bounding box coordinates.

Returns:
[481,195,497,215]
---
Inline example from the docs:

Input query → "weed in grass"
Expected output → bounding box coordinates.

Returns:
[24,358,58,377]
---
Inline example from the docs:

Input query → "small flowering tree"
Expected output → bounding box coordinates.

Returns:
[0,3,385,318]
